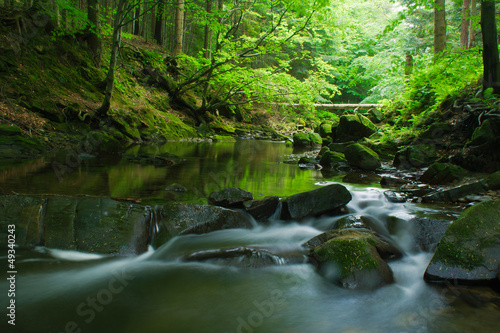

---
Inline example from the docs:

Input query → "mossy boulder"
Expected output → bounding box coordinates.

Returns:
[328,142,354,154]
[334,114,377,142]
[419,163,467,185]
[318,122,333,138]
[282,184,352,220]
[468,119,497,146]
[208,187,254,208]
[344,143,381,170]
[481,170,500,190]
[212,135,236,142]
[424,200,500,285]
[293,132,322,148]
[304,229,400,289]
[393,144,438,169]
[418,122,453,140]
[319,151,348,169]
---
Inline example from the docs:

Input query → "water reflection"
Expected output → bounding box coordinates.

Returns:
[0,140,331,201]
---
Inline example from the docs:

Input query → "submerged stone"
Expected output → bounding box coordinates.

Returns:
[182,247,288,268]
[424,200,500,285]
[208,187,254,208]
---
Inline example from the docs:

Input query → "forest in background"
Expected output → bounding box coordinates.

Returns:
[0,0,499,150]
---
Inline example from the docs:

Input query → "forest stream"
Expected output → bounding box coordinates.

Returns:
[1,140,499,333]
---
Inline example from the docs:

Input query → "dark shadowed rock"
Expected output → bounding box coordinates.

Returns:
[243,196,280,221]
[303,229,400,289]
[335,114,377,142]
[208,187,254,208]
[408,217,451,252]
[419,162,467,185]
[155,202,253,243]
[282,184,352,220]
[319,151,348,169]
[393,144,438,169]
[424,200,500,285]
[182,247,288,268]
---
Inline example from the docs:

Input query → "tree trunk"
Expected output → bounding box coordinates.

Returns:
[405,54,414,77]
[173,0,184,56]
[133,2,141,36]
[87,0,102,67]
[481,0,500,94]
[460,0,471,48]
[97,0,127,118]
[154,0,164,45]
[204,0,212,59]
[434,0,447,55]
[468,0,478,48]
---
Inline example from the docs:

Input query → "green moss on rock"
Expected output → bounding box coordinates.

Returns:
[344,143,381,170]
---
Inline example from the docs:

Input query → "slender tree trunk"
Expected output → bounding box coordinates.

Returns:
[469,0,478,48]
[97,0,127,117]
[133,2,141,36]
[173,0,184,56]
[154,0,164,45]
[405,54,414,77]
[87,0,102,67]
[204,0,212,58]
[460,0,471,48]
[481,0,500,94]
[434,0,447,55]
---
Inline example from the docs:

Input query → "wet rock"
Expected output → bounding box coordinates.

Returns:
[317,146,330,158]
[208,187,254,208]
[156,203,254,243]
[319,151,348,169]
[0,195,150,254]
[408,217,451,252]
[344,143,381,170]
[393,144,438,169]
[293,132,322,148]
[334,114,377,142]
[81,130,122,155]
[482,170,500,190]
[243,196,280,221]
[383,191,407,203]
[303,229,400,289]
[282,184,352,220]
[380,176,410,188]
[182,247,288,268]
[418,122,452,141]
[419,163,467,185]
[424,200,500,285]
[421,182,487,203]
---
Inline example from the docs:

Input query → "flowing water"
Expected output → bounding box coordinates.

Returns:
[1,140,499,332]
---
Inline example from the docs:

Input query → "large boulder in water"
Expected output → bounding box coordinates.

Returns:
[0,195,150,255]
[282,184,352,220]
[419,162,467,185]
[424,200,500,285]
[344,143,381,170]
[334,114,377,142]
[303,229,400,289]
[243,196,280,221]
[293,132,323,148]
[408,217,451,252]
[154,202,254,245]
[208,187,253,208]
